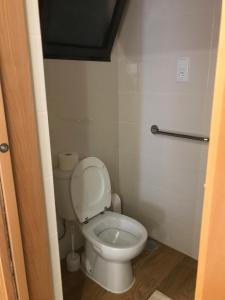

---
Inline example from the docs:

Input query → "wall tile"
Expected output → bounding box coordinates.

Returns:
[117,0,141,60]
[119,92,141,123]
[139,51,211,94]
[140,92,210,133]
[140,11,214,57]
[118,58,140,93]
[140,0,216,17]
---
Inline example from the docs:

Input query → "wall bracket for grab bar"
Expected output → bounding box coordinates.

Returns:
[151,125,209,142]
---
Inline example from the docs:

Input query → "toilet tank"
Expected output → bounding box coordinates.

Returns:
[53,168,76,221]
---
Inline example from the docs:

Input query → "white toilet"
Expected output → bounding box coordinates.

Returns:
[54,157,147,293]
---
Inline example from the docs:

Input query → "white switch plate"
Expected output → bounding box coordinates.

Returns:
[176,57,190,82]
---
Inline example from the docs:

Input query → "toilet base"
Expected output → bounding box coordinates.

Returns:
[81,242,135,294]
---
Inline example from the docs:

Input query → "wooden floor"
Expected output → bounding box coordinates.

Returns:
[61,243,197,300]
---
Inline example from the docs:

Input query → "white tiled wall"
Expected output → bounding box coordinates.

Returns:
[44,58,119,189]
[117,0,221,258]
[24,0,63,299]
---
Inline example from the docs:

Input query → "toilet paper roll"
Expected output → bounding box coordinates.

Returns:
[111,193,122,214]
[58,152,79,171]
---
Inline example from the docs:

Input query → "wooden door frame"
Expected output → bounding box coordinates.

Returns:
[0,0,54,299]
[195,1,225,299]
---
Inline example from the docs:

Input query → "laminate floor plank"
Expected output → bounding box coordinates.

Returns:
[158,256,197,300]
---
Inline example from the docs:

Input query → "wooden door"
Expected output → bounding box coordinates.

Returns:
[0,81,29,300]
[195,1,225,299]
[0,182,16,300]
[0,180,18,300]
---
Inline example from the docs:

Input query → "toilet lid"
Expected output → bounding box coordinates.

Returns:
[70,157,111,223]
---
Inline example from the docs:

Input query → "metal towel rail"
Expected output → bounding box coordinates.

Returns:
[151,125,209,142]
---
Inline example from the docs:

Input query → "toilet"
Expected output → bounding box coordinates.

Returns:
[54,157,147,293]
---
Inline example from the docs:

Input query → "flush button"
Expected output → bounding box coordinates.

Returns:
[0,143,9,153]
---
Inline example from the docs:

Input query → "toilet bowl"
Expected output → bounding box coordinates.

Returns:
[54,157,147,293]
[81,211,147,293]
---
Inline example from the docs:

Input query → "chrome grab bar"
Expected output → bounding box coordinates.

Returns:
[151,125,209,142]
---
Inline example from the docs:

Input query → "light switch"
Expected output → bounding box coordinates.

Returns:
[176,57,190,82]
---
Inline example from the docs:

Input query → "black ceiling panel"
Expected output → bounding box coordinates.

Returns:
[39,0,127,61]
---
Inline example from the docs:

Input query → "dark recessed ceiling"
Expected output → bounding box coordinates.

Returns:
[39,0,127,61]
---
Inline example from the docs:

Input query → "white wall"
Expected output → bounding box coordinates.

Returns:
[44,58,119,190]
[43,0,220,260]
[117,0,221,258]
[25,1,63,299]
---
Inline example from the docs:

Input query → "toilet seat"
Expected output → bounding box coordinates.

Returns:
[70,157,111,223]
[81,211,148,262]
